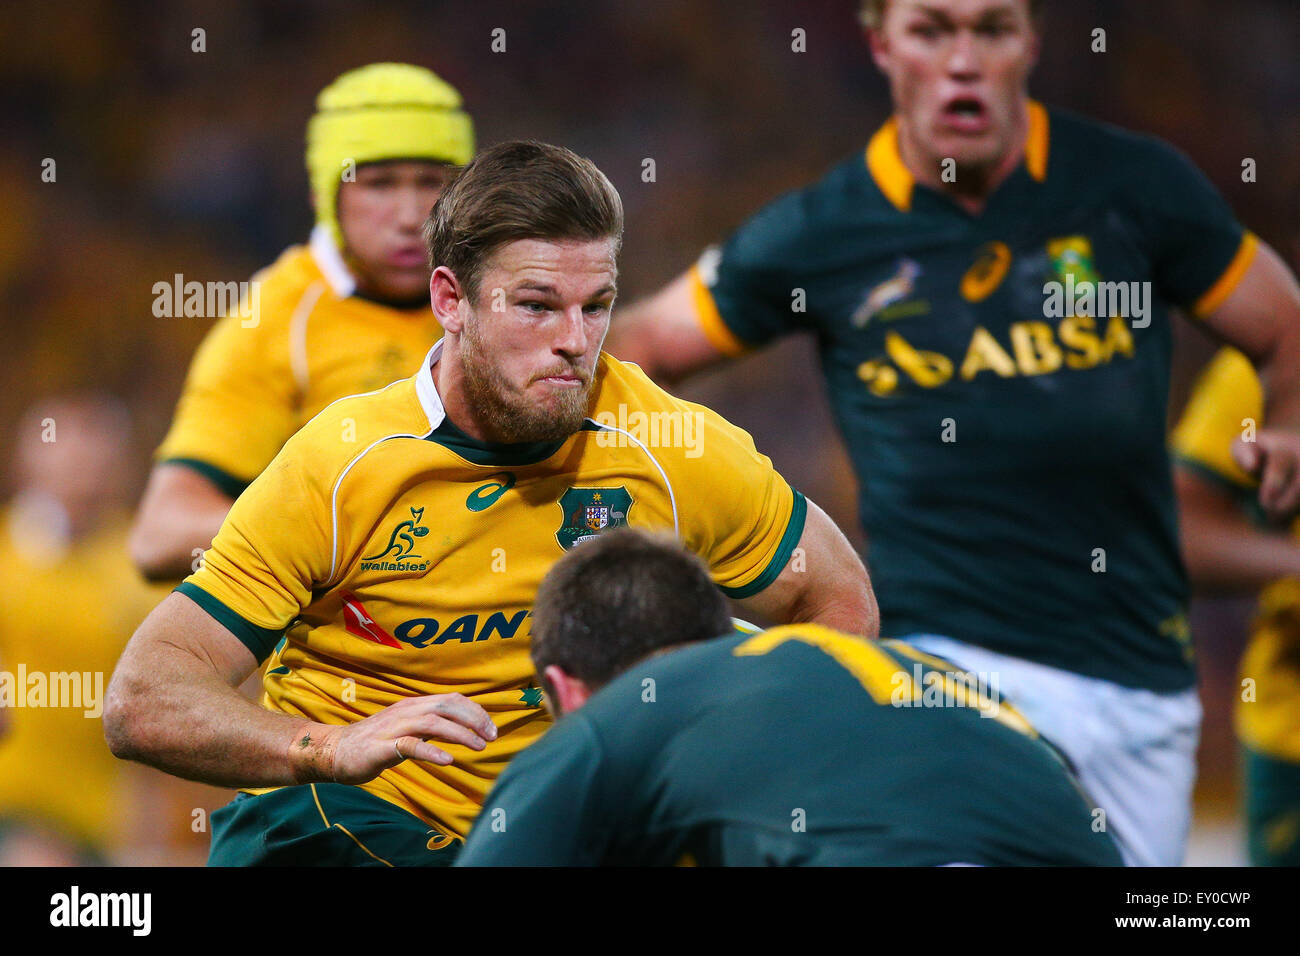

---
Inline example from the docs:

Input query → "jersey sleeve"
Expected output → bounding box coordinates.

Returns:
[664,399,807,599]
[1170,347,1262,494]
[155,295,302,496]
[175,439,334,662]
[691,190,814,352]
[1134,141,1256,318]
[456,712,611,866]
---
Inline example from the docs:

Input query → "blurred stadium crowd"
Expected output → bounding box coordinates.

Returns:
[0,0,1298,864]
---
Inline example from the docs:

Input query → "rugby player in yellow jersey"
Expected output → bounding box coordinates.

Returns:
[130,62,474,581]
[1173,347,1300,865]
[105,141,877,866]
[0,397,161,864]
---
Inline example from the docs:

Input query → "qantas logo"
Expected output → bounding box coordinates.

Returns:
[340,592,401,648]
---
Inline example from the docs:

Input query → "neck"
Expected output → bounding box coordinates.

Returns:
[897,104,1029,215]
[431,346,518,445]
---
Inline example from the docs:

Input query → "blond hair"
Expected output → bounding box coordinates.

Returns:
[859,0,1045,30]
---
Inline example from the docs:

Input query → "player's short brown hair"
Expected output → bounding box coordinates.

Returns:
[530,528,733,708]
[423,140,624,301]
[859,0,1046,30]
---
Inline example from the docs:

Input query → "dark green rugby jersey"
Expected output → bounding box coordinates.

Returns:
[456,626,1124,866]
[689,102,1255,691]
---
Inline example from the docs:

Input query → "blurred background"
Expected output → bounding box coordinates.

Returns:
[0,0,1296,864]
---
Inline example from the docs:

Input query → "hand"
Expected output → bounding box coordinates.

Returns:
[1233,430,1300,522]
[314,693,498,785]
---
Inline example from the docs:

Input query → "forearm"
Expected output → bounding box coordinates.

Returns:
[1182,516,1300,595]
[105,593,339,787]
[105,648,336,788]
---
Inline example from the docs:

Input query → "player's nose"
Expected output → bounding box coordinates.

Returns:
[946,30,982,77]
[553,306,590,358]
[394,186,428,230]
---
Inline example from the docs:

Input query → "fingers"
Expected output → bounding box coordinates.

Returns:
[1261,453,1300,518]
[1232,436,1262,474]
[386,694,498,768]
[394,735,453,767]
[1251,433,1300,520]
[408,693,498,745]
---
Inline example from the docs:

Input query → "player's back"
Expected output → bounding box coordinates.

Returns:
[461,624,1123,866]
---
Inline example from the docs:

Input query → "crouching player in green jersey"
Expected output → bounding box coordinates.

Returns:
[458,528,1122,866]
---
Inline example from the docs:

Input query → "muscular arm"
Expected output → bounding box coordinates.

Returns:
[1201,240,1300,519]
[735,497,878,638]
[129,464,236,582]
[605,271,731,387]
[1175,466,1300,595]
[104,591,495,788]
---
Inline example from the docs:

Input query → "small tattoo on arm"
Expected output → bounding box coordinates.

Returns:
[298,734,312,749]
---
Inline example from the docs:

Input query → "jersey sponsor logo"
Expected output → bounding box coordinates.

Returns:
[466,472,516,512]
[960,241,1012,303]
[556,487,632,550]
[855,315,1136,397]
[341,592,401,648]
[852,258,928,328]
[360,506,432,572]
[393,609,531,648]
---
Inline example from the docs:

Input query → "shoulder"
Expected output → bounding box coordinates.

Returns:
[248,244,334,330]
[577,635,748,739]
[723,151,883,269]
[591,353,763,451]
[275,374,433,483]
[1046,106,1213,188]
[188,244,328,359]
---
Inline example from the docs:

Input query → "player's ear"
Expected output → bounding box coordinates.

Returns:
[544,665,593,716]
[430,266,464,333]
[867,26,891,74]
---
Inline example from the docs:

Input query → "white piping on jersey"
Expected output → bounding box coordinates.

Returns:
[288,281,326,396]
[326,429,433,585]
[309,224,357,298]
[325,345,443,585]
[586,420,680,539]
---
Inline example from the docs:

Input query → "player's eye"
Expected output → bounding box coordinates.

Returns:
[520,300,549,314]
[910,22,944,40]
[977,22,1012,38]
[583,302,610,316]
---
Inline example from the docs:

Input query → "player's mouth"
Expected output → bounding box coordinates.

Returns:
[533,368,587,388]
[389,246,427,269]
[940,96,991,134]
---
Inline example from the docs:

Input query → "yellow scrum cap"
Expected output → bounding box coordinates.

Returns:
[306,62,475,247]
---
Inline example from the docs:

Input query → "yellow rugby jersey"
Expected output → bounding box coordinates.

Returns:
[155,227,443,495]
[1171,346,1300,761]
[0,507,165,852]
[178,341,807,840]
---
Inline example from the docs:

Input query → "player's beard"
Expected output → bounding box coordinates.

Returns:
[459,318,594,444]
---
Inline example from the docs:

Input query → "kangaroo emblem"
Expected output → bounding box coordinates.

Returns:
[365,507,430,561]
